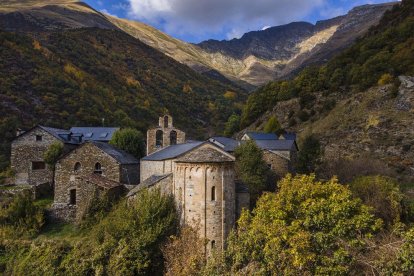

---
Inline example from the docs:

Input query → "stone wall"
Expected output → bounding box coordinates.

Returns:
[173,162,235,253]
[262,149,296,177]
[140,159,174,182]
[120,164,140,185]
[11,127,63,186]
[146,115,186,155]
[54,143,120,205]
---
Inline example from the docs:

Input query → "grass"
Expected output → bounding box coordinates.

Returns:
[0,185,31,191]
[37,222,82,240]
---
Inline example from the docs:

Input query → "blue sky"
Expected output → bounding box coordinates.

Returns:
[84,0,397,43]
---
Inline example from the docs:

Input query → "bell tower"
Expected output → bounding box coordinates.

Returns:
[146,115,186,155]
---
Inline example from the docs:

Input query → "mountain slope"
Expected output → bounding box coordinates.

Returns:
[240,0,414,179]
[0,28,246,171]
[0,0,397,86]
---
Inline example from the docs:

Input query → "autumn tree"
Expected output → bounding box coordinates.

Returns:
[207,174,382,275]
[163,225,206,276]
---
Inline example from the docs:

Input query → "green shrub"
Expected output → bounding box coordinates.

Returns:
[349,176,404,227]
[0,190,45,238]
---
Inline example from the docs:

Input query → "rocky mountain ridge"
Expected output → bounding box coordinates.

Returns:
[0,0,397,86]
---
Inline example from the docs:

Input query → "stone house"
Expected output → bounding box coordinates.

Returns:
[11,126,80,186]
[53,141,139,222]
[146,115,186,155]
[11,125,119,186]
[210,132,298,178]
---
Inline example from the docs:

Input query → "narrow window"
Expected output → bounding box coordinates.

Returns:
[35,135,42,141]
[164,116,169,128]
[211,186,216,201]
[94,162,102,175]
[74,162,81,172]
[211,240,216,249]
[32,161,46,170]
[70,189,76,205]
[156,130,163,147]
[170,130,177,145]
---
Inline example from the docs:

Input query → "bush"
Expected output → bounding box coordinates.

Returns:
[263,116,282,134]
[0,190,45,238]
[349,176,404,227]
[206,175,382,275]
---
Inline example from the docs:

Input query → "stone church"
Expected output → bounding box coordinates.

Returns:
[130,115,249,252]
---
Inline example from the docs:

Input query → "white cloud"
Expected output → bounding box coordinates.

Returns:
[127,0,326,41]
[100,9,119,18]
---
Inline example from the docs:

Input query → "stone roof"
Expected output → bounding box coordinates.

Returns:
[142,141,204,161]
[279,132,297,140]
[70,127,119,142]
[39,126,81,144]
[176,144,235,163]
[82,174,122,189]
[245,132,278,140]
[255,139,297,151]
[91,141,139,165]
[126,173,172,197]
[209,137,240,152]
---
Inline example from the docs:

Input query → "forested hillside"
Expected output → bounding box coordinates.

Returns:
[0,28,246,171]
[241,0,414,128]
[235,0,414,182]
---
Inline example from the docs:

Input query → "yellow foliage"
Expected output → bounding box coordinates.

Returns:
[208,102,216,112]
[224,91,237,100]
[378,73,393,86]
[32,40,41,50]
[63,64,85,81]
[125,76,140,87]
[182,83,192,93]
[366,115,380,129]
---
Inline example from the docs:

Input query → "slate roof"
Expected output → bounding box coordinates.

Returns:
[209,137,240,152]
[39,126,81,144]
[70,127,119,142]
[245,132,278,140]
[280,132,297,140]
[175,145,235,163]
[126,173,172,197]
[142,141,204,161]
[92,141,139,165]
[255,139,297,151]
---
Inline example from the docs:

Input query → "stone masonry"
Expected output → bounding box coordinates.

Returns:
[147,115,185,155]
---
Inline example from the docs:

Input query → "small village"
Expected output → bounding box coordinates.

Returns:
[6,115,298,252]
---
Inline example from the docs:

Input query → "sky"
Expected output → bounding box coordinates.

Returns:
[84,0,397,43]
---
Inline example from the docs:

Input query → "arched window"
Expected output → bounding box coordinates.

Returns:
[156,130,163,147]
[94,162,102,175]
[170,130,177,145]
[211,186,216,201]
[211,240,216,249]
[74,162,81,172]
[164,116,169,128]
